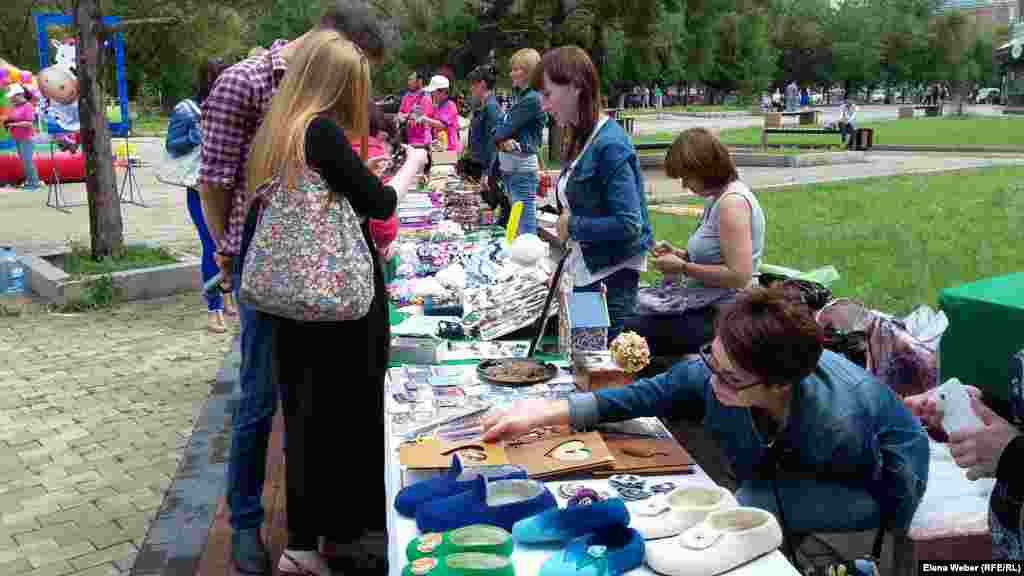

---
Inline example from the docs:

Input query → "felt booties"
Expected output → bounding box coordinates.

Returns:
[644,507,783,576]
[512,498,630,544]
[416,475,558,533]
[402,552,516,576]
[396,455,528,517]
[407,524,514,561]
[538,526,645,576]
[629,485,738,540]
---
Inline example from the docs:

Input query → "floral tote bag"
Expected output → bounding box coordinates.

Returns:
[240,168,375,322]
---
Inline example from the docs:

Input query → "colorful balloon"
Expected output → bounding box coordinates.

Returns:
[0,68,7,81]
[20,71,32,83]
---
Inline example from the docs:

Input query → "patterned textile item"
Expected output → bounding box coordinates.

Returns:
[240,169,375,322]
[816,299,939,398]
[635,279,737,316]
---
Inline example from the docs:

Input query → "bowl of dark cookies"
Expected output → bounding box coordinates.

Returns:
[477,358,558,386]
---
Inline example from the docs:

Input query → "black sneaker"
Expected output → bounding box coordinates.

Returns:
[232,528,271,575]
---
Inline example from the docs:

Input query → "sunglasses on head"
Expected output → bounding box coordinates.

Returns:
[699,343,763,392]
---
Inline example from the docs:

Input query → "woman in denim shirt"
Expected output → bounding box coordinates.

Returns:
[494,48,546,236]
[484,287,929,544]
[540,46,653,338]
[166,57,235,332]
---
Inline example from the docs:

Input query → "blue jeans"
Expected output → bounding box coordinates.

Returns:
[503,170,538,236]
[737,478,881,534]
[186,188,223,312]
[575,268,640,342]
[15,139,41,187]
[226,209,279,531]
[840,121,856,145]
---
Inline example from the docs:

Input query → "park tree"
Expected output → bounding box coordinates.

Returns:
[930,10,975,114]
[830,0,883,97]
[704,1,777,103]
[771,0,832,93]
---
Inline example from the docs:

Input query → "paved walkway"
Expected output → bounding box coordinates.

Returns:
[0,293,233,576]
[3,137,1022,258]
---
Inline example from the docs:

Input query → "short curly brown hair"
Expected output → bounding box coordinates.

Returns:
[715,286,824,387]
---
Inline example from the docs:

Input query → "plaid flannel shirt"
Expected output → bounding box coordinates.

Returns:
[198,39,288,256]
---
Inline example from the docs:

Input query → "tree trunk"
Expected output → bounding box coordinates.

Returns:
[76,0,124,260]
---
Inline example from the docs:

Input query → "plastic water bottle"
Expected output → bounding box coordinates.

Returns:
[0,247,25,295]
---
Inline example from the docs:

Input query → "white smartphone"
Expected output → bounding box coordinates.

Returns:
[933,378,983,434]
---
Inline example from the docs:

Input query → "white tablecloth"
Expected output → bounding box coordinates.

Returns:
[384,411,801,575]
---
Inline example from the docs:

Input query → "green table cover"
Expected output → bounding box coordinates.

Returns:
[939,272,1024,404]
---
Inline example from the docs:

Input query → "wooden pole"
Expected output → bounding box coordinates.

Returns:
[76,0,124,260]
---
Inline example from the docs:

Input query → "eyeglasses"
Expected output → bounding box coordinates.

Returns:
[699,343,762,392]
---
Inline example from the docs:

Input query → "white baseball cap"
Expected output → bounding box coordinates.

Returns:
[6,84,25,100]
[424,75,450,93]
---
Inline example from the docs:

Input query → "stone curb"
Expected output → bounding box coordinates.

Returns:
[23,251,200,306]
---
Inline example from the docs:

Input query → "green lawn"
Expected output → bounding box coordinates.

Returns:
[647,165,1024,314]
[55,244,178,278]
[717,116,1024,148]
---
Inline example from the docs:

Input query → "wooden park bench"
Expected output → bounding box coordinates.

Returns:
[761,127,839,149]
[605,108,636,135]
[764,109,820,128]
[913,104,943,117]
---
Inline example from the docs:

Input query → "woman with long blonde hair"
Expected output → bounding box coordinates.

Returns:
[246,29,427,576]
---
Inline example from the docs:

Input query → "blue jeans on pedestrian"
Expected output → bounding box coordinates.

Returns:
[186,188,223,312]
[15,139,41,187]
[226,207,279,532]
[840,121,856,145]
[503,170,538,236]
[574,268,640,342]
[737,478,881,534]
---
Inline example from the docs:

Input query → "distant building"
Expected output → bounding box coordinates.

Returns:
[995,0,1024,109]
[939,0,1019,28]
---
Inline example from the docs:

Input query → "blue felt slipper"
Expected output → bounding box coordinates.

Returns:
[416,476,557,533]
[396,454,528,518]
[512,498,630,544]
[538,526,645,576]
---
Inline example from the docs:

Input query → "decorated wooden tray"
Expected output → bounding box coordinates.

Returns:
[476,358,558,386]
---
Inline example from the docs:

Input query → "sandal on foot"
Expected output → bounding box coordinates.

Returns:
[207,311,227,334]
[279,551,331,576]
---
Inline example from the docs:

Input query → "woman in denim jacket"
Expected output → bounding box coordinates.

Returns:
[165,57,235,332]
[494,48,546,236]
[540,46,653,338]
[484,287,930,544]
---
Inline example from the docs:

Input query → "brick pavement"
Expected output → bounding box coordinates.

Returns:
[0,293,233,575]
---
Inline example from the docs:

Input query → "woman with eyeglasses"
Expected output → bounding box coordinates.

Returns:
[482,287,929,538]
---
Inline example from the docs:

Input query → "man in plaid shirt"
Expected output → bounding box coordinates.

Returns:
[198,2,395,573]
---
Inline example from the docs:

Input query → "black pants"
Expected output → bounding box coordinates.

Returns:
[622,307,717,358]
[274,293,389,548]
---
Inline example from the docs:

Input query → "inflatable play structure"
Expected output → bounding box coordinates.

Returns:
[0,12,129,186]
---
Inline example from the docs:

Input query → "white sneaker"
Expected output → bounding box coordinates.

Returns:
[645,507,783,576]
[629,485,737,540]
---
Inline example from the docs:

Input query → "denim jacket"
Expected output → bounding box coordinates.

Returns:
[494,88,544,156]
[165,99,201,158]
[562,119,654,272]
[470,94,499,171]
[569,351,930,531]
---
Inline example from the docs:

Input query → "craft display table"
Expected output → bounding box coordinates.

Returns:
[939,272,1024,408]
[382,360,801,576]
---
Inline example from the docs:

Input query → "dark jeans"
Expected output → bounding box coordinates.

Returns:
[622,307,716,358]
[840,121,856,145]
[226,205,280,531]
[574,268,640,342]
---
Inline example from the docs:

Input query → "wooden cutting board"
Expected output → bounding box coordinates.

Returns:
[399,437,510,470]
[505,429,615,479]
[592,434,694,476]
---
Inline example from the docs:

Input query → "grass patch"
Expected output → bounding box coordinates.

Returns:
[717,116,1024,148]
[54,243,178,278]
[647,165,1024,314]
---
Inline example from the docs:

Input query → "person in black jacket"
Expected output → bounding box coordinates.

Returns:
[245,30,428,575]
[905,386,1023,559]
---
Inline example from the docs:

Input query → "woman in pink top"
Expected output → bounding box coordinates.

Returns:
[422,75,462,153]
[4,84,42,189]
